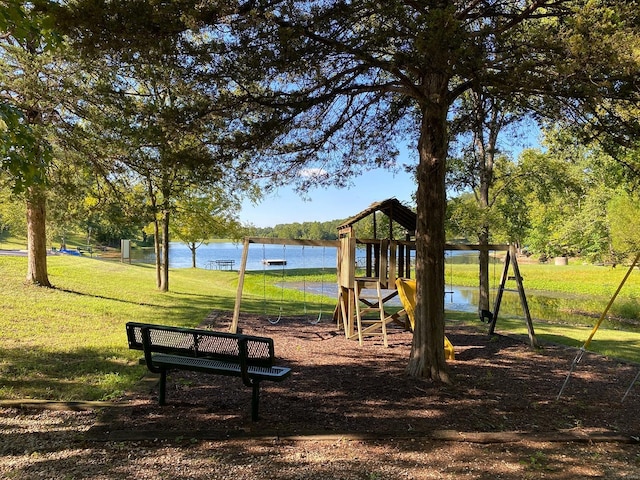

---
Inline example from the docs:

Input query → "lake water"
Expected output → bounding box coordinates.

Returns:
[299,282,479,312]
[131,242,638,330]
[134,241,486,270]
[152,242,340,270]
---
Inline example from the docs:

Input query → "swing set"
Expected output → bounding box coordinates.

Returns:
[231,237,339,333]
[231,200,539,353]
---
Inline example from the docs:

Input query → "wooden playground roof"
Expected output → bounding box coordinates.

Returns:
[337,198,416,235]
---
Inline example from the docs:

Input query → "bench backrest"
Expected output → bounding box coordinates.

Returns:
[126,322,275,368]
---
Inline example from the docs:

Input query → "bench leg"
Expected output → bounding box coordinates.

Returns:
[158,370,167,406]
[251,381,261,422]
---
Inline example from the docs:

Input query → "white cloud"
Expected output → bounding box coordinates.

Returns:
[299,168,328,179]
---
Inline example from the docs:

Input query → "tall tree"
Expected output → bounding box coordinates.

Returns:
[74,50,253,291]
[447,89,529,318]
[516,130,629,262]
[0,1,60,286]
[57,1,275,292]
[61,0,640,381]
[219,0,640,381]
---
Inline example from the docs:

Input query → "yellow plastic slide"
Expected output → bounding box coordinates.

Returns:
[395,278,455,360]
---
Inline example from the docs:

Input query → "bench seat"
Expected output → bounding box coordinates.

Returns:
[148,353,291,381]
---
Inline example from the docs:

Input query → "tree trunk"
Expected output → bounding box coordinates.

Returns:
[478,152,491,316]
[153,217,162,289]
[25,186,51,287]
[477,105,501,319]
[160,208,170,292]
[147,181,163,290]
[406,76,451,383]
[476,95,498,317]
[478,227,491,315]
[190,243,197,268]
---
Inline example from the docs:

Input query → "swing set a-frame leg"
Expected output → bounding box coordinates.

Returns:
[488,244,538,348]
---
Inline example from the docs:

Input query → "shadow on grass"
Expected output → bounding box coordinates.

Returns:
[0,345,145,401]
[55,287,166,308]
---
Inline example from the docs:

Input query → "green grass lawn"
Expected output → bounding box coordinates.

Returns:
[1,253,640,402]
[0,255,334,401]
[448,260,640,361]
[449,260,640,297]
[0,256,240,401]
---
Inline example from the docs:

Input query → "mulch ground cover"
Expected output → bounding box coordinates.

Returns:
[90,312,640,442]
[3,312,640,479]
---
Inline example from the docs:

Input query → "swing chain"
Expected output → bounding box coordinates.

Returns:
[308,246,325,325]
[262,243,328,325]
[265,244,286,324]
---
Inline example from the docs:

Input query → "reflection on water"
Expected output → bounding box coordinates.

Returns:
[290,282,640,333]
[298,283,479,313]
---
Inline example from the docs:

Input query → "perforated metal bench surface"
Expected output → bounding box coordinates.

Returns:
[125,322,291,421]
[149,354,291,380]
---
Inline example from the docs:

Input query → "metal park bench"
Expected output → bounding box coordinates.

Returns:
[125,322,291,421]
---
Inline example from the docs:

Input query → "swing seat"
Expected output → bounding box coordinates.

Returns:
[395,278,455,360]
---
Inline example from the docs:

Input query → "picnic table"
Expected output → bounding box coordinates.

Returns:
[206,259,235,270]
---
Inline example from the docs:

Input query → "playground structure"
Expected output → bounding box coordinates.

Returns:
[232,198,537,349]
[334,198,537,348]
[333,198,419,347]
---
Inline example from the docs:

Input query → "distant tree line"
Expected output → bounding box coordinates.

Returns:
[247,220,341,240]
[242,209,415,241]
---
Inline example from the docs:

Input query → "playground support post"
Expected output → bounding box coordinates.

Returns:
[488,244,538,348]
[556,251,640,401]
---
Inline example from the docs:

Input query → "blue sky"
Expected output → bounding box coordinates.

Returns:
[240,124,542,228]
[239,165,417,227]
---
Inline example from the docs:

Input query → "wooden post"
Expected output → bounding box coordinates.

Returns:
[388,240,397,288]
[398,242,405,279]
[366,243,373,277]
[373,242,380,277]
[488,249,510,335]
[378,239,389,288]
[510,245,538,348]
[230,237,251,333]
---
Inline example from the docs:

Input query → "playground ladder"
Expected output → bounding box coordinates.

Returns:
[354,278,389,347]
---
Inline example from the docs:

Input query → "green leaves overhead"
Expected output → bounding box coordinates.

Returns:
[0,1,61,193]
[0,104,51,193]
